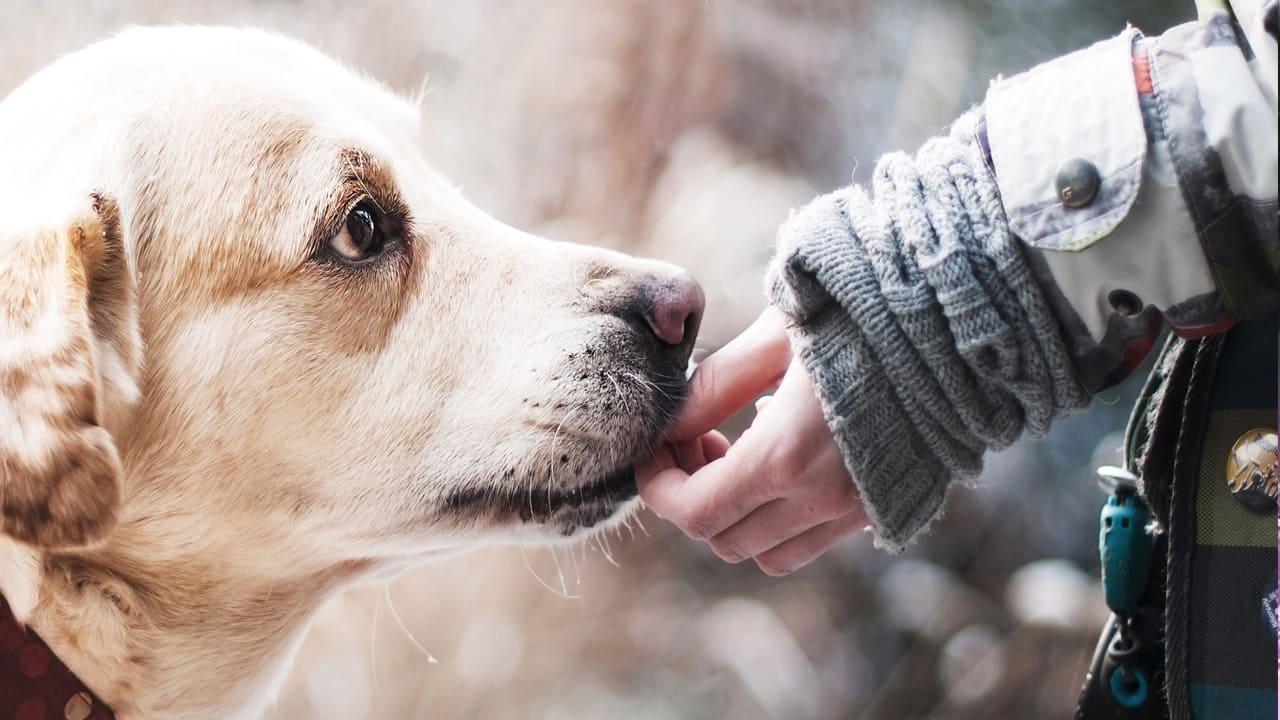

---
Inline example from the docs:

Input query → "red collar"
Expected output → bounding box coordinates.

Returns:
[1,593,114,720]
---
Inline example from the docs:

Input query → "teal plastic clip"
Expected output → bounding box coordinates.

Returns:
[1109,664,1149,708]
[1096,466,1152,617]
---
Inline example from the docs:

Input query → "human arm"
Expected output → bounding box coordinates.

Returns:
[640,2,1278,559]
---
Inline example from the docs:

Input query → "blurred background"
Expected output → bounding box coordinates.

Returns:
[1,1,1191,718]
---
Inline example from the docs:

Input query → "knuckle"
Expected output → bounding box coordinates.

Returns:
[771,444,802,478]
[678,506,718,541]
[708,537,748,564]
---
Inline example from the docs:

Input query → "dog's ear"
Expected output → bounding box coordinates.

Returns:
[0,194,141,548]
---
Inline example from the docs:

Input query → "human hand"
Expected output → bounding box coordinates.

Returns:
[637,308,866,575]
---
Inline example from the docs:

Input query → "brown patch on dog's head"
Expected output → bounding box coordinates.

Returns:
[0,195,139,548]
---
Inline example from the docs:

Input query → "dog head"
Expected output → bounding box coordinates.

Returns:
[0,27,701,561]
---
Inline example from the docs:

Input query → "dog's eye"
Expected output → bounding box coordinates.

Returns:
[329,202,385,262]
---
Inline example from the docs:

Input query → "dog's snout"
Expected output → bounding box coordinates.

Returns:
[639,272,704,347]
[583,261,704,366]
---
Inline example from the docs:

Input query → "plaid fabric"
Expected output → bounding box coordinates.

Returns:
[1186,311,1277,720]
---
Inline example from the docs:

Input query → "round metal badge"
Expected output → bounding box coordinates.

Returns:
[1225,427,1278,511]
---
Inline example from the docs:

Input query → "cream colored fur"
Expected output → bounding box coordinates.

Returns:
[0,26,689,719]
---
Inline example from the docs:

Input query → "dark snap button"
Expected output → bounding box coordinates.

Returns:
[1108,289,1144,317]
[1056,157,1101,208]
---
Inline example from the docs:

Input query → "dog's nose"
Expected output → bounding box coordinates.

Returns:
[637,271,704,347]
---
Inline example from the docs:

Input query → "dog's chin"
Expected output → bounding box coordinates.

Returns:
[542,466,641,537]
[514,465,641,537]
[444,465,641,538]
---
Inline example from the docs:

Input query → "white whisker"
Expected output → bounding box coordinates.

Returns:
[370,590,381,692]
[599,530,620,567]
[520,545,581,599]
[550,543,571,596]
[383,583,438,666]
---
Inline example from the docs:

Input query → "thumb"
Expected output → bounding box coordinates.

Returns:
[667,306,791,442]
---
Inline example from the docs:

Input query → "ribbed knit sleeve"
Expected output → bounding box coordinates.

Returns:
[766,112,1091,552]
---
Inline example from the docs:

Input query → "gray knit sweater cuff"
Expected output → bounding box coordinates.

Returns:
[766,112,1090,553]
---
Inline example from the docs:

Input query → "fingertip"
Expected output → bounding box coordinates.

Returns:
[640,439,680,470]
[666,309,793,442]
[700,431,731,462]
[755,557,796,577]
[636,466,690,519]
[672,436,707,473]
